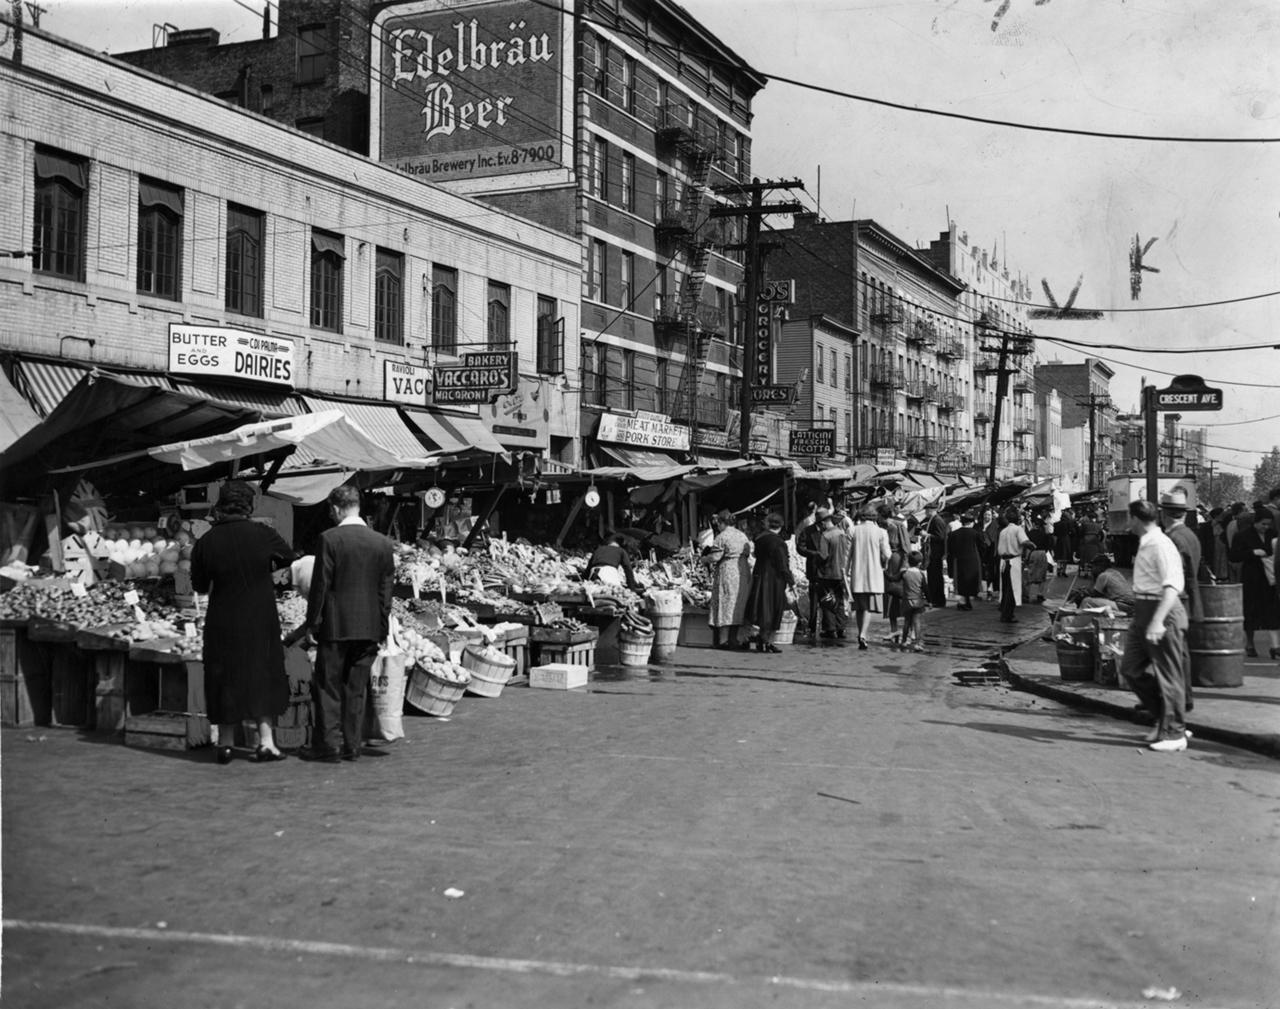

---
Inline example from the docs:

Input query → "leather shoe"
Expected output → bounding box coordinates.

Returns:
[215,746,233,765]
[344,745,390,760]
[251,746,287,763]
[763,643,782,654]
[1148,735,1188,753]
[298,747,340,764]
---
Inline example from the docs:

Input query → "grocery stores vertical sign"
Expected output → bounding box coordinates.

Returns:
[373,0,569,184]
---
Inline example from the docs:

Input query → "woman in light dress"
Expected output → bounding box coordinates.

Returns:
[704,509,752,649]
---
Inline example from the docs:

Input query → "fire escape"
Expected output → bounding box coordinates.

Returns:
[654,103,723,432]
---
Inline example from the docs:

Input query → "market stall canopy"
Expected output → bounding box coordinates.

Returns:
[0,370,259,489]
[0,368,41,452]
[586,444,694,482]
[402,408,507,456]
[301,397,440,466]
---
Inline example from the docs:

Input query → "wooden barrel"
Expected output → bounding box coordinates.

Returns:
[1188,583,1245,687]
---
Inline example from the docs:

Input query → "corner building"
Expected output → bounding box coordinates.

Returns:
[119,0,767,466]
[0,22,581,471]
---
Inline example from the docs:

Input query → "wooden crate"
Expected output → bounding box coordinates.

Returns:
[532,640,595,671]
[124,710,211,751]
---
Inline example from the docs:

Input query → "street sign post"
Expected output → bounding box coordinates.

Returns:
[1145,374,1224,504]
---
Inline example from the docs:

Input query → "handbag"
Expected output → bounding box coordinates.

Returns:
[818,588,839,612]
[1262,554,1276,587]
[885,576,905,598]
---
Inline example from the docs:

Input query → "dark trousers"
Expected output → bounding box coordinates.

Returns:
[312,639,379,754]
[927,549,947,606]
[818,578,847,634]
[1120,599,1188,740]
[999,560,1017,620]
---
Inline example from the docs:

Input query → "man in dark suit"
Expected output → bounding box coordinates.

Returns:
[923,502,949,608]
[297,485,395,762]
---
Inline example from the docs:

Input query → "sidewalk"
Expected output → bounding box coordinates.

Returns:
[908,572,1280,760]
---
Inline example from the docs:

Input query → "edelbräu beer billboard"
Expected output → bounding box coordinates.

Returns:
[373,0,569,184]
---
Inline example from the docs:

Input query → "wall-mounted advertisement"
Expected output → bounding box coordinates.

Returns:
[373,0,569,185]
[168,323,294,388]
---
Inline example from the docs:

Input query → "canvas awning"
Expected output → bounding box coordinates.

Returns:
[302,397,439,464]
[402,409,507,455]
[0,367,42,452]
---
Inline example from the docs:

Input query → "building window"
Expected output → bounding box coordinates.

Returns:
[136,178,183,300]
[33,147,88,281]
[622,55,637,114]
[590,137,608,199]
[604,346,635,410]
[654,265,669,317]
[310,229,344,332]
[297,24,328,83]
[375,248,403,345]
[620,152,635,212]
[296,117,325,137]
[225,203,264,317]
[593,36,609,97]
[259,84,274,116]
[589,239,606,302]
[656,169,669,213]
[432,265,457,354]
[831,349,838,388]
[844,354,852,390]
[536,295,562,374]
[487,280,510,349]
[620,251,634,311]
[816,343,824,384]
[846,411,853,452]
[656,359,669,413]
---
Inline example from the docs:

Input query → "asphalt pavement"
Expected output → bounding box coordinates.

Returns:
[2,576,1278,1009]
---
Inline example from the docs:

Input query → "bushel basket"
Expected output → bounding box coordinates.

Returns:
[462,646,516,698]
[405,663,467,717]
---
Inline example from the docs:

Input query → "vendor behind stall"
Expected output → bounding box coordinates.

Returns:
[1070,554,1135,615]
[585,531,640,591]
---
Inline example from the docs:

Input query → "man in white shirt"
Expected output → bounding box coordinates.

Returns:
[996,508,1031,623]
[1120,499,1190,752]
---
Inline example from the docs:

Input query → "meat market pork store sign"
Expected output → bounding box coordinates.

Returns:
[168,323,294,387]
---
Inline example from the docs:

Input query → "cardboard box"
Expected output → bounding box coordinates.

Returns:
[530,662,588,690]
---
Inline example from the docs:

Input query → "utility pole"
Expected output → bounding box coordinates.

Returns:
[710,178,804,458]
[976,311,1033,486]
[1074,393,1111,490]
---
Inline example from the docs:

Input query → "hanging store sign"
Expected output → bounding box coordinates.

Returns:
[790,428,835,457]
[432,352,518,405]
[751,384,797,405]
[384,359,432,406]
[1153,374,1223,411]
[374,0,569,183]
[168,323,294,387]
[752,279,794,387]
[597,411,691,452]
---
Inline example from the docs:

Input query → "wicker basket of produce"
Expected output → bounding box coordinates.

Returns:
[461,645,516,698]
[405,661,470,717]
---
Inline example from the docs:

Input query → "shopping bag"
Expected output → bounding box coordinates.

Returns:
[365,618,407,742]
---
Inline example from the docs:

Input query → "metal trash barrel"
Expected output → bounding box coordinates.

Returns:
[1188,583,1245,687]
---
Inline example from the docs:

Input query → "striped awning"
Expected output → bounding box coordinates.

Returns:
[0,367,42,452]
[302,396,435,463]
[10,359,175,417]
[402,409,506,455]
[171,379,306,417]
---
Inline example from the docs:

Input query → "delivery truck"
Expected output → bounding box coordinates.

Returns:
[1105,473,1197,566]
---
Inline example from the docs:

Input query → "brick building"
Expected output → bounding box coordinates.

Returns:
[118,0,769,466]
[1,23,581,486]
[1034,359,1117,489]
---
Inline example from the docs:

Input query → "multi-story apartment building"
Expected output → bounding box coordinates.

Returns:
[920,226,1037,482]
[774,314,858,460]
[1034,387,1064,480]
[769,214,970,473]
[1034,359,1117,489]
[0,22,581,489]
[119,0,767,466]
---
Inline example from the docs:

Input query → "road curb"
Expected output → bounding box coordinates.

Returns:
[1002,664,1280,761]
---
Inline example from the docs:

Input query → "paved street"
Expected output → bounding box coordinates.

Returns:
[3,600,1278,1009]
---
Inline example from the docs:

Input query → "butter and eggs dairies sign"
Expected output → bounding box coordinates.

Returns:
[376,0,566,182]
[168,323,294,387]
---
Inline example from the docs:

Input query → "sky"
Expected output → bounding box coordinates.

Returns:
[30,0,1280,484]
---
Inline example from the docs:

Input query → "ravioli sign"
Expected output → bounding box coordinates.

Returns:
[376,0,564,182]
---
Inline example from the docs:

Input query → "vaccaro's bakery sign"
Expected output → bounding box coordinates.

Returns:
[374,0,567,183]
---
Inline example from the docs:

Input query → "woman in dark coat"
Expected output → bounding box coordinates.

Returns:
[948,512,983,610]
[191,481,296,764]
[1077,507,1105,565]
[1054,509,1077,571]
[744,513,795,653]
[1228,509,1280,658]
[978,506,1000,599]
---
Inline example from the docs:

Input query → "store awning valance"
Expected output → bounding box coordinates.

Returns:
[9,358,177,417]
[138,180,184,216]
[0,368,42,452]
[586,444,694,482]
[402,409,506,456]
[302,397,437,464]
[171,380,306,418]
[34,149,87,188]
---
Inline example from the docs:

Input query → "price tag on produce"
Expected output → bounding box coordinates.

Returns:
[69,581,89,598]
[409,567,424,600]
[123,589,140,606]
[132,605,148,623]
[184,621,198,639]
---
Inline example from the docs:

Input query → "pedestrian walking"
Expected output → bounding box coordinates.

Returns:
[1054,508,1077,573]
[899,549,929,652]
[948,512,982,609]
[294,485,396,763]
[997,507,1032,623]
[704,509,753,650]
[1161,488,1202,711]
[922,501,949,608]
[191,480,295,765]
[796,505,827,639]
[1077,506,1105,567]
[744,513,795,653]
[1120,499,1190,752]
[979,506,1000,600]
[1023,520,1054,604]
[1229,507,1280,659]
[815,509,851,639]
[848,507,891,650]
[880,502,911,645]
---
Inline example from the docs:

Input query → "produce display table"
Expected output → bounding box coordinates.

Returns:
[123,640,210,750]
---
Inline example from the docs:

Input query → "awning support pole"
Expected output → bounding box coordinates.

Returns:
[556,493,586,547]
[463,484,509,551]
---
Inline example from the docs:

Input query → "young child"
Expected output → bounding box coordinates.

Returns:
[900,549,929,652]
